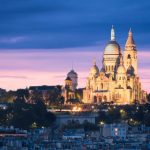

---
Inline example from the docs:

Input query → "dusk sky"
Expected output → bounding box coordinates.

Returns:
[0,0,150,92]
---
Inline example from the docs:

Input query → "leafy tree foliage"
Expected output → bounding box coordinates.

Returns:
[97,104,150,126]
[0,97,56,129]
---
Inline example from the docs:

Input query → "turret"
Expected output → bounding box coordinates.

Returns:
[124,29,138,75]
[116,55,127,89]
[67,69,78,91]
[89,59,99,77]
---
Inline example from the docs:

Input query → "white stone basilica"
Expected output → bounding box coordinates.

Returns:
[83,26,147,104]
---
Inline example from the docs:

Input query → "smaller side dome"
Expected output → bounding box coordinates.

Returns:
[90,60,99,76]
[117,65,126,74]
[67,70,77,77]
[90,65,99,75]
[117,55,126,74]
[65,76,72,81]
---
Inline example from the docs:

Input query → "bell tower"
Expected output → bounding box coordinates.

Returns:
[124,29,138,75]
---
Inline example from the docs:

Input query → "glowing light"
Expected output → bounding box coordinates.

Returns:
[120,109,124,113]
[130,118,133,121]
[99,121,104,126]
[115,128,118,132]
[72,106,82,112]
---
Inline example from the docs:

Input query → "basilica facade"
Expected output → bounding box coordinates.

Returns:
[83,27,147,104]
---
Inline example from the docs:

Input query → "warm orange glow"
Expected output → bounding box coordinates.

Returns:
[72,106,82,112]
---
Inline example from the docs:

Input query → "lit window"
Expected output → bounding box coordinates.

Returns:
[115,128,118,132]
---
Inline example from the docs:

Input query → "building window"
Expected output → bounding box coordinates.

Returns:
[101,83,103,89]
[128,54,131,59]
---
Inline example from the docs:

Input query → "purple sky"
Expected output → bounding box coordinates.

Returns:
[0,47,149,92]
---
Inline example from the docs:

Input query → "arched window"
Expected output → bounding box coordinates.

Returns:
[103,96,107,101]
[99,96,102,103]
[101,83,103,89]
[128,54,131,59]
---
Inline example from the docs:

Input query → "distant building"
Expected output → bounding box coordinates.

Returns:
[56,113,97,126]
[62,69,78,102]
[102,123,127,139]
[63,129,85,140]
[83,27,147,104]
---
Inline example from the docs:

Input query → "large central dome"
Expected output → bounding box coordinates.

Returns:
[104,26,121,55]
[104,40,121,55]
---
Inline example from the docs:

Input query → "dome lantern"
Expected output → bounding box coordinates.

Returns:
[111,25,115,41]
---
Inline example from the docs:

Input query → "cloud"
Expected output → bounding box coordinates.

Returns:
[0,75,28,79]
[0,0,150,49]
[0,36,28,44]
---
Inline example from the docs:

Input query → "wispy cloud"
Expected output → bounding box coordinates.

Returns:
[0,75,28,79]
[0,36,28,44]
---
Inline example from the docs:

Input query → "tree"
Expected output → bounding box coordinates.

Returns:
[0,90,15,103]
[7,97,56,129]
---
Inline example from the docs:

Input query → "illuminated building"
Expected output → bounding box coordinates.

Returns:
[83,26,147,104]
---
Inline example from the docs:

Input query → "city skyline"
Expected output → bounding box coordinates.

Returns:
[0,0,149,92]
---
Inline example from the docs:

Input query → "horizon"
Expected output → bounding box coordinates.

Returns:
[0,0,150,93]
[0,47,149,92]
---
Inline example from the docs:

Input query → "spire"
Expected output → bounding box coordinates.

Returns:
[128,28,132,37]
[111,25,115,41]
[93,58,96,66]
[71,61,74,70]
[125,28,136,49]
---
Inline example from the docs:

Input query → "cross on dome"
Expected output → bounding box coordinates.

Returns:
[111,25,115,41]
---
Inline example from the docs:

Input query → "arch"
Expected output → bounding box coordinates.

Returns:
[127,54,131,59]
[101,83,103,89]
[98,96,102,103]
[103,96,107,102]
